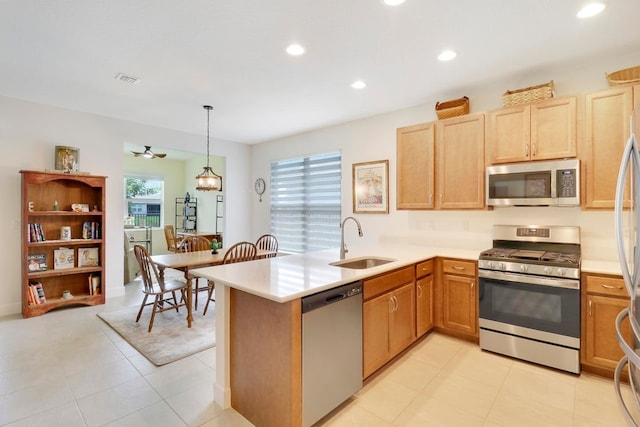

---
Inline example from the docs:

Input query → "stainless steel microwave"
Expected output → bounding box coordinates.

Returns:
[486,159,580,207]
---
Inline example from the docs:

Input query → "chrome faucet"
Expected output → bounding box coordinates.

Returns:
[340,216,363,259]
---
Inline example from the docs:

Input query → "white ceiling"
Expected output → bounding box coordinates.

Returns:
[1,0,639,145]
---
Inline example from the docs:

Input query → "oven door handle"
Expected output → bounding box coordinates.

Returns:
[479,270,579,290]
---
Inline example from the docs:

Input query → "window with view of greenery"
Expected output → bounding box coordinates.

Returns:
[270,151,342,253]
[124,176,163,227]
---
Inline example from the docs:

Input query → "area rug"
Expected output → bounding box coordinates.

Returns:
[97,304,215,366]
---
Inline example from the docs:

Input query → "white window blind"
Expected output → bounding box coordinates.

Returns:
[270,152,342,253]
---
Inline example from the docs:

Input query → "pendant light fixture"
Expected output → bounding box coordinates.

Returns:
[196,105,222,191]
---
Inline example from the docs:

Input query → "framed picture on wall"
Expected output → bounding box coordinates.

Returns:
[352,160,389,214]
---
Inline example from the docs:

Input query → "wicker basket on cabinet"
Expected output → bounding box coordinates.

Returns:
[606,65,640,86]
[502,80,554,107]
[435,96,469,119]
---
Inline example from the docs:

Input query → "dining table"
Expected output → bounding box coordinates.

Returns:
[151,248,275,327]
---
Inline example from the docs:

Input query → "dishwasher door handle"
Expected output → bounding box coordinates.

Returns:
[326,293,346,304]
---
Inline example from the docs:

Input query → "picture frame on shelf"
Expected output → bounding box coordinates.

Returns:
[53,248,74,270]
[352,160,389,214]
[78,247,99,267]
[27,254,47,272]
[54,145,79,173]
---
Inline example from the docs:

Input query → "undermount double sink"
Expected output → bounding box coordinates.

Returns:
[329,256,396,270]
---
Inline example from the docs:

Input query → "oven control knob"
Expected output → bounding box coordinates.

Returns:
[557,268,566,276]
[498,262,505,270]
[488,261,495,269]
[520,264,528,273]
[544,267,551,275]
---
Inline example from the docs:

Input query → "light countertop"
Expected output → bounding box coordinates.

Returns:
[190,243,627,303]
[581,259,623,276]
[190,243,481,303]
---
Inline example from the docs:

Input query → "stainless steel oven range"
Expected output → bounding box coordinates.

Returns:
[478,225,581,374]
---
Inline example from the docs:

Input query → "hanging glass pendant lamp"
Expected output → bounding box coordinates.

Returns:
[196,105,222,191]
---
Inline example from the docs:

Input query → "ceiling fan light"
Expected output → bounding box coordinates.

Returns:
[143,152,153,159]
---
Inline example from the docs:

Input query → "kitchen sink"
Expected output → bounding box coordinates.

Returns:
[329,256,396,270]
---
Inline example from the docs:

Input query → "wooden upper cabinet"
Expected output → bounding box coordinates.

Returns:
[488,96,577,164]
[397,122,435,209]
[435,113,485,209]
[489,104,530,163]
[531,96,577,160]
[582,85,636,209]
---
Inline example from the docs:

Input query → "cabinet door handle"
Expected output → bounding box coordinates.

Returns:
[452,265,465,271]
[471,281,474,290]
[429,193,432,204]
[417,284,423,298]
[588,300,592,317]
[602,283,623,290]
[389,296,398,312]
[532,143,537,157]
[525,144,529,156]
[439,194,443,205]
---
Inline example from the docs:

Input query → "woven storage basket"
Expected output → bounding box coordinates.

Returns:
[435,96,469,119]
[502,81,554,107]
[606,65,640,86]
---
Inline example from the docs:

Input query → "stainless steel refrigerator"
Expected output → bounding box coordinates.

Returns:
[615,109,640,426]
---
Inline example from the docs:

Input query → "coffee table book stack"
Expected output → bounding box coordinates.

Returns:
[20,170,106,318]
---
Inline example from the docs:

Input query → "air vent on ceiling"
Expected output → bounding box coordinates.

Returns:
[114,73,141,85]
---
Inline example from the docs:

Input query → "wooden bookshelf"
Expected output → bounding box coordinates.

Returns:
[20,170,107,317]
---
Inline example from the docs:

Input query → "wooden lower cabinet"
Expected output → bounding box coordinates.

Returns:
[363,281,416,378]
[442,274,477,336]
[416,259,434,337]
[436,258,478,339]
[582,273,632,376]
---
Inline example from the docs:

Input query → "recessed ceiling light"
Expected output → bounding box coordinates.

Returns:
[383,0,406,6]
[577,2,605,18]
[438,50,457,61]
[351,80,367,89]
[286,43,305,56]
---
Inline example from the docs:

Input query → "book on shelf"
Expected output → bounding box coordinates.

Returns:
[27,284,35,305]
[53,248,74,269]
[27,254,47,272]
[82,221,101,239]
[27,223,46,242]
[78,247,99,267]
[89,273,101,295]
[28,282,46,304]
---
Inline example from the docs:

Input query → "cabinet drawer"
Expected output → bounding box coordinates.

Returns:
[416,259,434,278]
[364,266,415,300]
[585,275,628,297]
[442,259,476,276]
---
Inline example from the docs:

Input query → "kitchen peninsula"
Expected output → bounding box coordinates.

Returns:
[191,243,481,427]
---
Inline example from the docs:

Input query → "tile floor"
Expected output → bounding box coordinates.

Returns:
[0,280,635,426]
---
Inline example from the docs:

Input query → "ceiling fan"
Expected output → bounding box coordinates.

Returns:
[131,145,166,159]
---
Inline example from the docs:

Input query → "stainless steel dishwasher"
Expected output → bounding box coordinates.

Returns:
[302,281,363,427]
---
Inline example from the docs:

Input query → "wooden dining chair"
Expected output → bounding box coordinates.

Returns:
[255,233,278,258]
[133,245,188,332]
[179,236,212,310]
[203,241,257,316]
[164,225,183,253]
[179,235,211,252]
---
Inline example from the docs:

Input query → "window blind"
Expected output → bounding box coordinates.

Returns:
[270,151,342,253]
